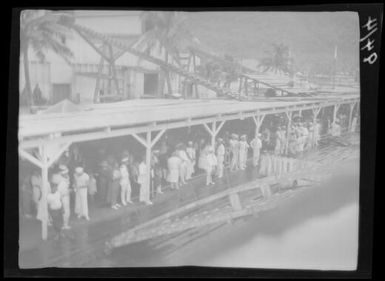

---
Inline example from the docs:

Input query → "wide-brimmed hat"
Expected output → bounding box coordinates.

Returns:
[59,165,68,174]
[75,167,84,174]
[121,157,129,163]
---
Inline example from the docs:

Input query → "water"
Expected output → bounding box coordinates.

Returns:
[105,157,359,270]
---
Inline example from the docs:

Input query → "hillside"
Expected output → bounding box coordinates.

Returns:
[184,11,360,73]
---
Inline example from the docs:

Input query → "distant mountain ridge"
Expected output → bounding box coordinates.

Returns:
[184,12,359,73]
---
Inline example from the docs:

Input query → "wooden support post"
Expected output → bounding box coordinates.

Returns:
[94,45,106,103]
[229,193,242,211]
[165,71,173,96]
[285,111,293,155]
[253,81,257,95]
[203,122,217,149]
[215,120,226,136]
[192,52,197,73]
[145,131,151,201]
[244,77,248,97]
[211,122,217,149]
[348,102,356,132]
[312,107,321,147]
[108,45,121,98]
[252,114,266,138]
[238,77,243,94]
[332,104,341,125]
[38,145,49,240]
[194,83,199,99]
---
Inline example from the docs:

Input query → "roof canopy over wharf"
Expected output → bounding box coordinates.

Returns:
[19,94,359,149]
[18,94,359,240]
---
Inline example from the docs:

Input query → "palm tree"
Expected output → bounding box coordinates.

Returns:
[20,10,74,110]
[134,11,193,65]
[258,43,293,75]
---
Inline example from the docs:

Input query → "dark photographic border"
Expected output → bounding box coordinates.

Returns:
[5,2,382,278]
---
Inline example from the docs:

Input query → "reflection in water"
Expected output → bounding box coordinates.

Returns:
[104,159,359,270]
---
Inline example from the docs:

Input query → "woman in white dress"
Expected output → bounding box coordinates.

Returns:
[74,167,90,220]
[205,146,217,186]
[167,152,182,190]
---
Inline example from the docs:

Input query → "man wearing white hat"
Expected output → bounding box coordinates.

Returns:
[73,167,90,220]
[250,133,263,167]
[216,138,225,178]
[120,157,132,206]
[238,135,249,170]
[55,165,71,229]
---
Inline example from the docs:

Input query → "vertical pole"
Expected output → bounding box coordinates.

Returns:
[166,71,173,96]
[211,122,217,149]
[332,104,337,125]
[238,77,243,94]
[39,145,49,240]
[94,45,105,103]
[285,111,293,155]
[146,131,152,201]
[312,108,320,147]
[244,77,248,97]
[108,45,121,98]
[348,102,355,132]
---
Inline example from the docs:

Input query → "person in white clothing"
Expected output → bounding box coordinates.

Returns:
[167,152,182,190]
[54,165,71,229]
[186,141,196,180]
[216,138,225,178]
[274,129,282,156]
[47,185,64,240]
[138,156,152,205]
[230,134,240,171]
[205,146,217,185]
[250,133,263,167]
[176,144,189,185]
[73,167,90,220]
[120,158,132,205]
[238,135,249,170]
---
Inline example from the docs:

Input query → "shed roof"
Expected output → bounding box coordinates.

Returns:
[19,95,359,140]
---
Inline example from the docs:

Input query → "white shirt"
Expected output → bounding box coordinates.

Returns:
[74,173,90,189]
[57,179,70,197]
[216,144,225,157]
[119,165,129,183]
[186,147,196,161]
[47,191,62,210]
[251,138,262,150]
[138,162,147,184]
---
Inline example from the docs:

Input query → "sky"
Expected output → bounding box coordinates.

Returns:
[185,12,360,73]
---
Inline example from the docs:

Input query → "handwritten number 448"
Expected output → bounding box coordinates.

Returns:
[361,17,378,64]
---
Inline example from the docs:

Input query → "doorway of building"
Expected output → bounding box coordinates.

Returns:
[143,73,159,97]
[52,83,71,104]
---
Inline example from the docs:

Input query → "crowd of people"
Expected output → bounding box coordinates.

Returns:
[19,110,359,239]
